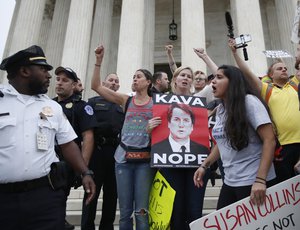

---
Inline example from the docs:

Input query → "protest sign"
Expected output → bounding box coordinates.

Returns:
[262,50,292,58]
[149,171,176,230]
[190,175,300,230]
[151,94,210,168]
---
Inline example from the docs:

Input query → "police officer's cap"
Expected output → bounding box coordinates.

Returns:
[0,45,53,71]
[55,66,78,82]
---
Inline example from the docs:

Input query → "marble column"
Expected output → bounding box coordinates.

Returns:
[265,0,281,50]
[181,0,206,73]
[9,0,47,53]
[117,0,145,93]
[1,0,46,83]
[274,0,297,73]
[45,0,71,98]
[0,0,20,83]
[142,0,155,74]
[60,0,94,86]
[230,0,267,77]
[108,3,121,76]
[84,0,114,100]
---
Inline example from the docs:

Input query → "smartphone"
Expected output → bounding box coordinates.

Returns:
[235,34,251,47]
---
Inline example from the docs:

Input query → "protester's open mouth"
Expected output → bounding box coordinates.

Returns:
[212,85,216,93]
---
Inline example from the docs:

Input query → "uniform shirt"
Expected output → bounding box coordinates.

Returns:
[0,84,77,183]
[212,95,276,187]
[88,96,124,139]
[53,94,97,147]
[261,80,300,145]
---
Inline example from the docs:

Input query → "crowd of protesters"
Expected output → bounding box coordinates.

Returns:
[0,35,299,230]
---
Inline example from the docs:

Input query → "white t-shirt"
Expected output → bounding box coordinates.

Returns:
[212,95,276,187]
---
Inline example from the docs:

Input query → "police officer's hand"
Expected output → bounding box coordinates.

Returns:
[82,175,96,205]
[94,45,104,64]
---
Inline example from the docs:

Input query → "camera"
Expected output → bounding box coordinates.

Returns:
[225,11,250,60]
[235,34,252,48]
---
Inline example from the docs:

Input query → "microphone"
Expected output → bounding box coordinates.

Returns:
[225,12,234,38]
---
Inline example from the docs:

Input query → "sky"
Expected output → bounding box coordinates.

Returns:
[0,1,15,59]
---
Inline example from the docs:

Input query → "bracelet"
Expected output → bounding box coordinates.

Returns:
[254,180,266,185]
[81,169,94,179]
[95,64,101,67]
[256,176,266,182]
[200,165,208,171]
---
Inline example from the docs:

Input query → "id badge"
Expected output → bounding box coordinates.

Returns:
[37,131,48,151]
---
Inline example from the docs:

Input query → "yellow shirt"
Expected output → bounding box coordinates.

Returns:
[261,79,300,145]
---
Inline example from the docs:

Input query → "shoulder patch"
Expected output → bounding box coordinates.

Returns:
[84,105,94,115]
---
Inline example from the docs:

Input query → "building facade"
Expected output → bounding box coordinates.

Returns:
[1,0,297,99]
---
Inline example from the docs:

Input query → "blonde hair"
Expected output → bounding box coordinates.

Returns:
[171,66,194,94]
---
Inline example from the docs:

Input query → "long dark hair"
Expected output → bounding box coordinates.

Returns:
[137,68,153,96]
[218,65,270,151]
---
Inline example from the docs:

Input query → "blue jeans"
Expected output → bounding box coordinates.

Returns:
[115,162,155,230]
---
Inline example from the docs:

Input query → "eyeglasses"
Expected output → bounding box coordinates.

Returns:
[194,78,206,82]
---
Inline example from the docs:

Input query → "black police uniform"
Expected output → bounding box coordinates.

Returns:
[53,94,98,189]
[53,94,97,148]
[81,96,125,230]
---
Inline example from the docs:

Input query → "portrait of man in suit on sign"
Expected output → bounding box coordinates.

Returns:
[151,102,209,168]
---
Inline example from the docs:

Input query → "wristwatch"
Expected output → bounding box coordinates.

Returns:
[81,169,94,179]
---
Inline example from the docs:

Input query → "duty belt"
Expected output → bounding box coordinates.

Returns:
[97,136,119,146]
[0,176,49,193]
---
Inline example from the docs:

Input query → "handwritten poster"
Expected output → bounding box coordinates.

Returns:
[190,175,300,230]
[149,171,176,230]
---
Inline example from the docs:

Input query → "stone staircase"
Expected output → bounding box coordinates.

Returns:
[66,179,222,229]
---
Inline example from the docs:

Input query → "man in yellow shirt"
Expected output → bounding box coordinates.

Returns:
[228,39,300,183]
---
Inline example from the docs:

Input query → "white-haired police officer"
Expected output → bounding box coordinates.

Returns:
[0,45,96,230]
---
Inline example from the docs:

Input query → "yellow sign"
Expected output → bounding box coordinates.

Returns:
[149,171,176,230]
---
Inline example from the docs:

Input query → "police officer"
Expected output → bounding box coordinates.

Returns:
[81,73,124,230]
[0,45,95,230]
[74,77,84,100]
[53,66,98,230]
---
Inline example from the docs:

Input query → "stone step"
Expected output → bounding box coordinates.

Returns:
[67,179,223,227]
[67,200,219,228]
[68,179,222,200]
[67,195,219,212]
[66,210,120,226]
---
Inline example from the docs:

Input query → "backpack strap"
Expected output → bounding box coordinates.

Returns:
[289,80,298,92]
[124,96,133,113]
[265,83,273,104]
